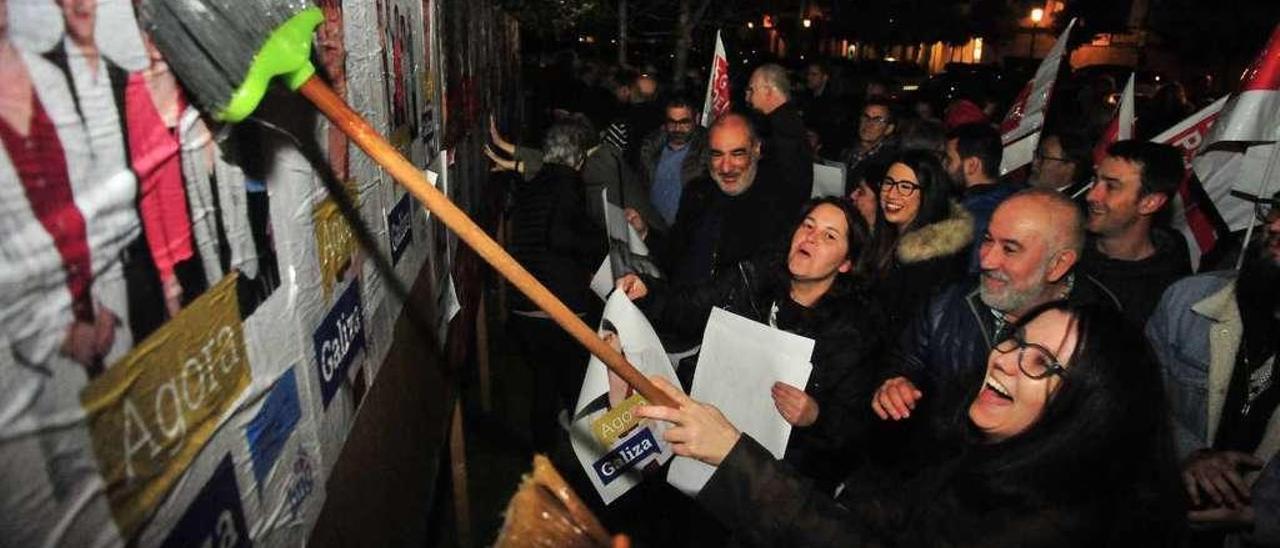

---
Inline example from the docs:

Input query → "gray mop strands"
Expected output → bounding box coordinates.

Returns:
[139,0,315,118]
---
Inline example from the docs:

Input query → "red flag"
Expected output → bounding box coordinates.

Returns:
[1206,23,1280,144]
[1092,73,1136,166]
[999,19,1076,175]
[1151,97,1230,270]
[700,31,731,127]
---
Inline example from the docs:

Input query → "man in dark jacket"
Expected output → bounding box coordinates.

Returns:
[746,63,814,207]
[872,189,1121,450]
[1078,140,1191,329]
[637,97,709,231]
[798,60,849,155]
[946,122,1022,271]
[641,113,793,289]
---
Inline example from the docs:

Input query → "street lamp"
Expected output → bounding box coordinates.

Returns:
[1028,7,1044,58]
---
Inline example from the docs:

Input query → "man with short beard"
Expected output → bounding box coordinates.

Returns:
[870,189,1120,448]
[640,113,789,289]
[637,97,708,230]
[1147,190,1280,544]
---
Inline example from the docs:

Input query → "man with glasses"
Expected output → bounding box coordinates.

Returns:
[637,97,708,230]
[1078,140,1191,329]
[840,96,898,183]
[746,63,813,210]
[1147,189,1280,545]
[1029,130,1093,199]
[871,190,1120,458]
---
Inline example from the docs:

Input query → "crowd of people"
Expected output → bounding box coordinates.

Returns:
[488,58,1280,546]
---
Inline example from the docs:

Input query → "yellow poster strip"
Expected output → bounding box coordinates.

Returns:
[81,273,250,538]
[591,395,648,446]
[313,180,359,299]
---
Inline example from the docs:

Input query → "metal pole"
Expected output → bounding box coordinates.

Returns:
[1236,143,1280,270]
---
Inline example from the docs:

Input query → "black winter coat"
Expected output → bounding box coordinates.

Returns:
[759,101,815,207]
[638,258,887,490]
[1077,227,1191,329]
[697,434,1134,547]
[507,163,608,314]
[873,202,975,339]
[647,161,794,289]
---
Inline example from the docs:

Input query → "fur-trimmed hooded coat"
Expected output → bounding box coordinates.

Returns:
[875,202,975,338]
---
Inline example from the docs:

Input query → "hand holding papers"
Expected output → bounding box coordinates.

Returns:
[592,190,663,301]
[665,308,815,496]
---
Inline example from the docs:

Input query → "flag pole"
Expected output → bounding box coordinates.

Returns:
[1236,142,1280,269]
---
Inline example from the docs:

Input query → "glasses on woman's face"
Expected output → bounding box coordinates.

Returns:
[993,334,1067,380]
[880,177,921,197]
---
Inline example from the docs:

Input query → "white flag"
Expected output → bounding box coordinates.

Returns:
[999,19,1076,175]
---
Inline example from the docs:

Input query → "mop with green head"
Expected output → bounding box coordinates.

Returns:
[139,0,674,409]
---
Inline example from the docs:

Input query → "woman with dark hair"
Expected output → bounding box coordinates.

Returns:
[617,197,886,490]
[508,117,607,453]
[866,150,974,335]
[846,172,880,232]
[636,301,1188,546]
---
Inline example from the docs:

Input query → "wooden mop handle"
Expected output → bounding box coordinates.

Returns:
[297,77,677,409]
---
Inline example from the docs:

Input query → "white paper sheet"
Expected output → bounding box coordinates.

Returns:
[812,161,847,198]
[602,191,651,256]
[590,257,614,301]
[435,273,460,350]
[570,292,682,504]
[666,307,814,496]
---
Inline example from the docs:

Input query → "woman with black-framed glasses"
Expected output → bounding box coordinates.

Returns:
[865,150,975,337]
[635,301,1188,546]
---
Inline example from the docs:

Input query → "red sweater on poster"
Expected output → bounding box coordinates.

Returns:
[125,71,193,288]
[0,95,94,323]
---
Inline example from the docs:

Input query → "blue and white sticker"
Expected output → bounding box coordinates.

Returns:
[313,281,366,408]
[161,454,249,548]
[245,367,302,486]
[591,427,661,486]
[387,192,414,265]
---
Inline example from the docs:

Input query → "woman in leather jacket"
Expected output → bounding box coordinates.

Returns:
[616,197,887,492]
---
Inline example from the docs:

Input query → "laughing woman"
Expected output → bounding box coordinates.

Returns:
[865,150,974,336]
[636,301,1187,547]
[617,197,886,492]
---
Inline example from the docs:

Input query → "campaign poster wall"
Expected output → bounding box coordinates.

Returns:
[0,0,518,544]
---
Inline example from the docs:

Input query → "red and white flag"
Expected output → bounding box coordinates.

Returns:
[999,19,1076,175]
[1092,73,1136,166]
[1151,97,1230,270]
[700,30,731,127]
[1192,24,1280,238]
[1205,24,1280,144]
